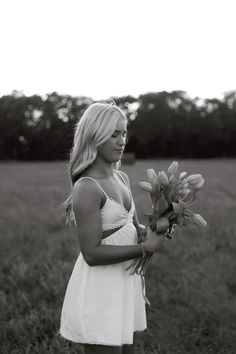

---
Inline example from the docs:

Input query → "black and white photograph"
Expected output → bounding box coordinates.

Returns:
[1,0,236,353]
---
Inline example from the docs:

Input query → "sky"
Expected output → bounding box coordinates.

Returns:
[1,0,236,100]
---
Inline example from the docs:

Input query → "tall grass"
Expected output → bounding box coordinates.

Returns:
[1,159,236,353]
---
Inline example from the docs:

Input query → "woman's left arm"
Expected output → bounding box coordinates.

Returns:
[133,209,146,243]
[119,170,146,243]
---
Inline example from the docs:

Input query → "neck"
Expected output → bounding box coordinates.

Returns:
[87,156,116,178]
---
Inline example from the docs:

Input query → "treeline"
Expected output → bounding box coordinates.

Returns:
[0,90,236,160]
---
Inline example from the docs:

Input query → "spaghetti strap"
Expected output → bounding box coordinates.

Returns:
[77,176,108,198]
[116,170,132,196]
[116,170,127,187]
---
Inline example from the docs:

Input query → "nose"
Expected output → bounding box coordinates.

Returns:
[118,135,126,146]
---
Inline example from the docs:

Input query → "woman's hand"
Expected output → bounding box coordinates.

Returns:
[143,226,167,253]
[137,224,147,243]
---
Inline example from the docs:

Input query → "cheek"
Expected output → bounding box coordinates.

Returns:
[97,141,113,156]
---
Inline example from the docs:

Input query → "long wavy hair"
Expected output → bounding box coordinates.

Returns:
[63,99,127,225]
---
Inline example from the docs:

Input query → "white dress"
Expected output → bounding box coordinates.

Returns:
[59,176,147,346]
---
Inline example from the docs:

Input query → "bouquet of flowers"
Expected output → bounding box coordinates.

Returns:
[126,161,207,280]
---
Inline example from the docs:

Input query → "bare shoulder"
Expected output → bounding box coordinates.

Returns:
[72,178,102,214]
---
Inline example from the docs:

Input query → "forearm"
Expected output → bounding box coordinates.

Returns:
[133,209,146,243]
[84,244,143,266]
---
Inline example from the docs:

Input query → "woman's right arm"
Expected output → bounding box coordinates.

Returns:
[72,180,166,266]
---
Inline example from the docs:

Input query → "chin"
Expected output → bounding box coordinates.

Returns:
[111,156,121,163]
[113,158,121,163]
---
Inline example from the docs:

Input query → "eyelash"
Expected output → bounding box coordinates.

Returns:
[111,132,127,138]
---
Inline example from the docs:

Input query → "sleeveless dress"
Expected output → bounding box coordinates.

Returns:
[59,174,147,346]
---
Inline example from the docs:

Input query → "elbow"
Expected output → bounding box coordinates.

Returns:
[83,253,97,267]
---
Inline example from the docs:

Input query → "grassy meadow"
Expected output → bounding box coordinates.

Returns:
[1,159,236,354]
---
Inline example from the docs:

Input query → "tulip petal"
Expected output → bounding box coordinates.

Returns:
[139,181,153,193]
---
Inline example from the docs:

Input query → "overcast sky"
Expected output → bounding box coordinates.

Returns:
[1,0,236,100]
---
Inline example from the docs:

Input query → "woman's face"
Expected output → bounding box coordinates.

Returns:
[97,117,127,163]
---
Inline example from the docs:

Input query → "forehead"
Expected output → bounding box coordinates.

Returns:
[114,117,127,131]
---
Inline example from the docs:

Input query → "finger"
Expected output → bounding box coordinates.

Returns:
[162,239,167,248]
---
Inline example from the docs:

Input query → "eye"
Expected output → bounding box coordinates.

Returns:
[111,131,119,138]
[111,130,128,140]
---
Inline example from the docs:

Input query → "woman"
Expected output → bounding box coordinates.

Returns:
[59,100,169,354]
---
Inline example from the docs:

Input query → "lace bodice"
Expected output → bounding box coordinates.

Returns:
[72,174,135,231]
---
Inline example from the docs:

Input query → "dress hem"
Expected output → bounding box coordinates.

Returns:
[57,327,148,347]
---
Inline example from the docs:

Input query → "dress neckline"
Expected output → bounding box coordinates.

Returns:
[77,173,133,214]
[103,196,133,214]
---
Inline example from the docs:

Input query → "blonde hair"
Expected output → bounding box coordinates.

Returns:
[64,99,127,225]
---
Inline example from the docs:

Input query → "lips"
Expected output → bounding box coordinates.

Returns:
[115,149,124,153]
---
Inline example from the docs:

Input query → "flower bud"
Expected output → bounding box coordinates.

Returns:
[179,171,187,180]
[167,161,178,176]
[187,174,202,185]
[193,178,204,190]
[139,181,153,193]
[158,171,169,186]
[179,188,190,198]
[192,213,207,227]
[156,217,169,233]
[147,168,157,182]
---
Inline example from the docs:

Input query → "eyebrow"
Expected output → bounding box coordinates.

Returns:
[114,129,128,133]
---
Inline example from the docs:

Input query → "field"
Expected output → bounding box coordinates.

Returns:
[1,159,236,354]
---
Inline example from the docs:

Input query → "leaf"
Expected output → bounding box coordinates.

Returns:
[172,201,183,215]
[155,194,169,216]
[183,217,194,226]
[183,208,194,217]
[169,174,175,183]
[167,187,175,203]
[177,215,184,227]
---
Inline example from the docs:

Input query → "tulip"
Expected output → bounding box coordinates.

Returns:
[176,178,188,192]
[147,169,160,193]
[147,168,157,183]
[167,161,178,176]
[179,188,191,198]
[179,171,187,180]
[158,171,169,186]
[192,213,207,227]
[139,181,153,193]
[156,217,169,233]
[182,190,195,203]
[187,174,202,185]
[193,178,205,190]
